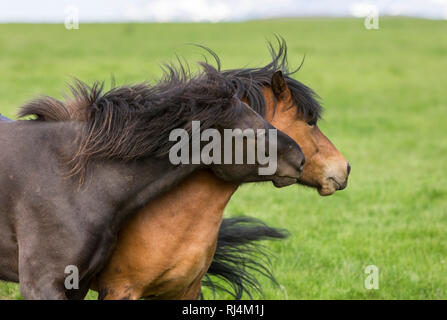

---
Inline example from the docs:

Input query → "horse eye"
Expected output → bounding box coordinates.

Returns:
[307,120,316,127]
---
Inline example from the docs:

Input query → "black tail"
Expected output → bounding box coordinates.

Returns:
[201,216,289,299]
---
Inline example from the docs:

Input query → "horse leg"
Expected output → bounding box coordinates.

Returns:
[66,284,91,300]
[66,234,118,300]
[19,254,89,300]
[20,283,67,300]
[18,261,68,300]
[16,217,115,300]
[181,280,202,300]
[16,230,68,299]
[98,283,142,300]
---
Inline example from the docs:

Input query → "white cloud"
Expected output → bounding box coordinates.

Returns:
[350,2,379,18]
[124,0,231,22]
[0,0,446,22]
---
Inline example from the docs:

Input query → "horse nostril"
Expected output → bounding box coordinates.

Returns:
[347,163,351,175]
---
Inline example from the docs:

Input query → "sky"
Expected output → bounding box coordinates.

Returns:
[0,0,447,23]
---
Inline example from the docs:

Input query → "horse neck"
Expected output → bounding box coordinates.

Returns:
[100,158,202,230]
[181,170,239,222]
[147,89,284,227]
[121,169,240,247]
[136,169,239,228]
[178,87,283,224]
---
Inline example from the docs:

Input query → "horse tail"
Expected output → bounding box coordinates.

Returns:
[201,216,288,299]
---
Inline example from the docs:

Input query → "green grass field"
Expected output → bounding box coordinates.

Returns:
[0,18,446,300]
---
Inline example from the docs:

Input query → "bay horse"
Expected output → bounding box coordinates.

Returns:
[54,39,351,299]
[0,63,305,299]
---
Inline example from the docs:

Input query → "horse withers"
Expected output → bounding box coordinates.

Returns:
[0,63,305,299]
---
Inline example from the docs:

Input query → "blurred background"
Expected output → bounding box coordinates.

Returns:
[1,0,447,22]
[0,0,446,300]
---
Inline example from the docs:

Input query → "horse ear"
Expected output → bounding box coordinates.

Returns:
[271,70,291,102]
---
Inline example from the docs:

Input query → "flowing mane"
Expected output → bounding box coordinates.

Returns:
[18,37,322,179]
[199,36,323,122]
[19,63,242,178]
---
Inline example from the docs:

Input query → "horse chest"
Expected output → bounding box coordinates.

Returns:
[145,232,218,298]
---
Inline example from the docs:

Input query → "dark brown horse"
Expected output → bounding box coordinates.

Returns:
[0,63,305,299]
[75,40,350,299]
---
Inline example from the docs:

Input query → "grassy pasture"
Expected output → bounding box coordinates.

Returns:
[0,18,446,299]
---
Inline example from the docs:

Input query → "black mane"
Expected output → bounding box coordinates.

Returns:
[198,36,323,122]
[19,63,242,177]
[19,37,322,179]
